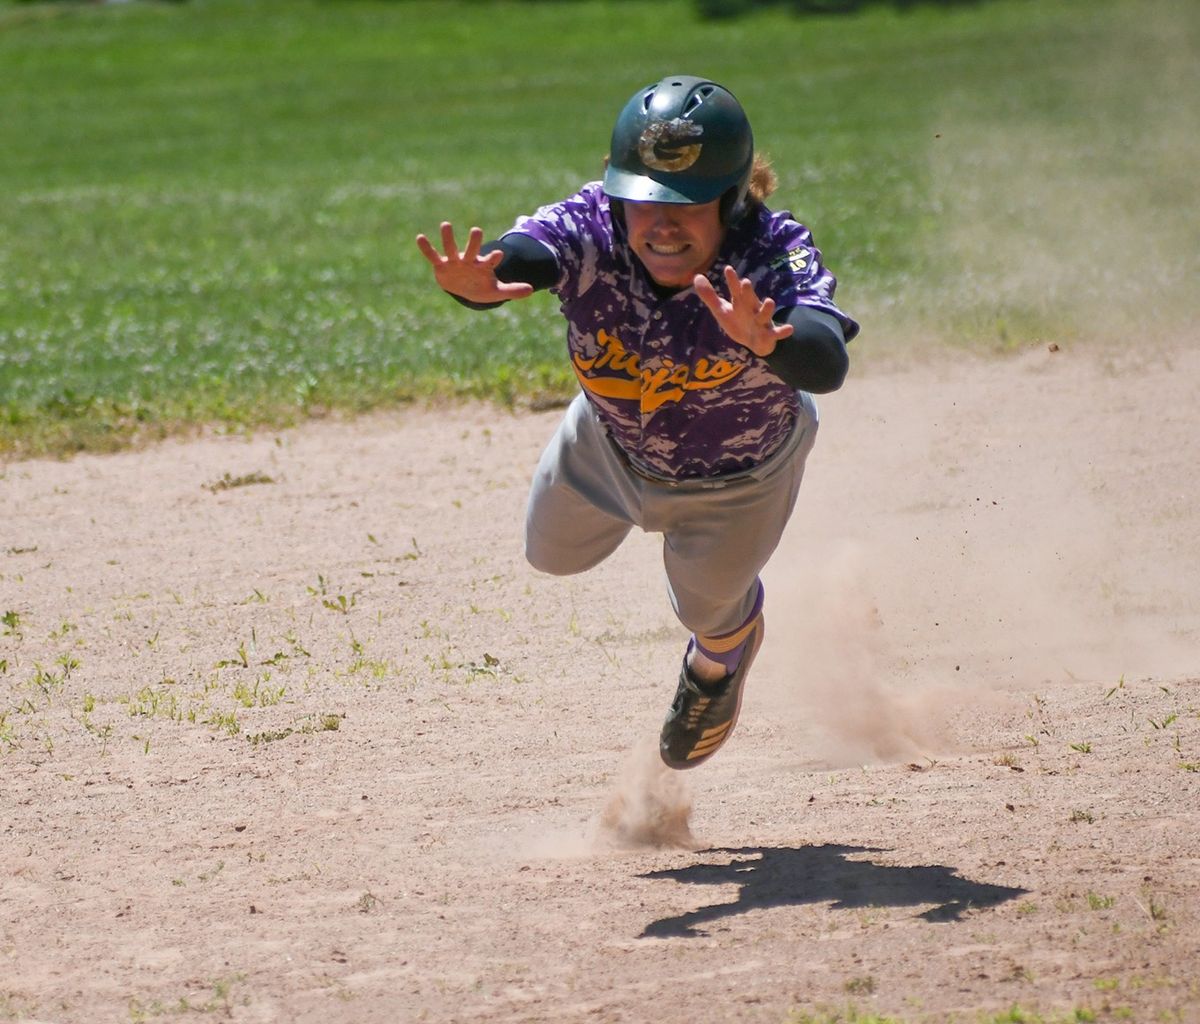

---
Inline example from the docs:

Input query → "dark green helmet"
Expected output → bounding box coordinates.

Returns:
[603,75,754,221]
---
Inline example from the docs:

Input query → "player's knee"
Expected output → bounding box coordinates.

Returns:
[524,545,559,575]
[525,549,587,577]
[524,533,613,577]
[524,535,580,576]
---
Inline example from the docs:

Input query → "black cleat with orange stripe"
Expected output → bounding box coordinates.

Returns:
[659,615,764,770]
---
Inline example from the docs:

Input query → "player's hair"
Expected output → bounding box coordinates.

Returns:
[747,153,777,205]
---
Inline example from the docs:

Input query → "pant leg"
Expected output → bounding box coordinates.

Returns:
[656,394,819,635]
[524,393,641,576]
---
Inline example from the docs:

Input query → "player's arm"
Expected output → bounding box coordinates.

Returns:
[694,267,849,393]
[414,223,556,309]
[454,233,560,310]
[762,306,848,394]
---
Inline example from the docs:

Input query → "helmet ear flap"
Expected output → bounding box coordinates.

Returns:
[719,185,746,226]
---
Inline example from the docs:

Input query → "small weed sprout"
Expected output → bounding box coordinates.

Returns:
[27,663,67,703]
[215,640,252,670]
[1143,893,1168,922]
[125,684,182,722]
[205,710,241,737]
[0,712,18,751]
[233,674,285,708]
[198,860,226,882]
[284,630,311,658]
[309,575,357,614]
[418,619,447,640]
[324,592,356,614]
[345,633,388,679]
[205,470,274,492]
[1025,693,1056,747]
[466,652,501,678]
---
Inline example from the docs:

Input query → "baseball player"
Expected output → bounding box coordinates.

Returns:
[416,75,858,769]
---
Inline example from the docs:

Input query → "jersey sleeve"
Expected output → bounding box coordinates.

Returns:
[501,182,610,303]
[749,214,860,344]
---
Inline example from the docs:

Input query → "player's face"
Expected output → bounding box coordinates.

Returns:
[623,198,725,289]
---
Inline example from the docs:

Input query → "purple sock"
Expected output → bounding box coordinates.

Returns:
[692,581,764,674]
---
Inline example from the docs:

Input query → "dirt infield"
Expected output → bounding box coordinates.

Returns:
[2,341,1198,1024]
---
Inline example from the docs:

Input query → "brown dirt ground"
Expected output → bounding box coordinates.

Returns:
[2,340,1198,1024]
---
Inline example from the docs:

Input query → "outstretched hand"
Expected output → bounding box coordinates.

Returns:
[415,222,534,304]
[694,266,793,357]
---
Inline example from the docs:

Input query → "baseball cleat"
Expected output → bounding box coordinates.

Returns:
[659,614,764,770]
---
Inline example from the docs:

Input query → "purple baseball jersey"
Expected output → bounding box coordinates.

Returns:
[507,181,858,480]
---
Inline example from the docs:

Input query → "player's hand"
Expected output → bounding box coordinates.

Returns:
[694,266,794,357]
[415,222,535,304]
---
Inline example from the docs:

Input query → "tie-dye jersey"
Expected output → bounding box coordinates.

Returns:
[506,181,857,480]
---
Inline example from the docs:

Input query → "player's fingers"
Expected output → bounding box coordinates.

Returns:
[758,297,777,323]
[438,222,461,260]
[693,274,727,314]
[772,322,795,342]
[729,269,761,309]
[415,234,443,266]
[462,226,485,261]
[497,281,535,299]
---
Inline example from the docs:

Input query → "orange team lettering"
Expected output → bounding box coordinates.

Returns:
[573,329,744,412]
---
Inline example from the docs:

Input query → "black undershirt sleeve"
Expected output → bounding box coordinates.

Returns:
[449,234,559,310]
[763,306,849,394]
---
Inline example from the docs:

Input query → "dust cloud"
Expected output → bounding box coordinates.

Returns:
[496,739,699,861]
[595,738,699,851]
[757,541,969,768]
[757,464,1197,770]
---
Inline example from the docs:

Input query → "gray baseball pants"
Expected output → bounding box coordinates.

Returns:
[524,392,819,637]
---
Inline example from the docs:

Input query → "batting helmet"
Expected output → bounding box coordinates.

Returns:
[603,75,754,224]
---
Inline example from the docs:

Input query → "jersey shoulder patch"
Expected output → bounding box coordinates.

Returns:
[768,245,812,275]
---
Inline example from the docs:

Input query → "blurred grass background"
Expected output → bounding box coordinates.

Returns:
[1,0,1196,456]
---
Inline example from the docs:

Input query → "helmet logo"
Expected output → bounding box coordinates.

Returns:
[638,119,704,172]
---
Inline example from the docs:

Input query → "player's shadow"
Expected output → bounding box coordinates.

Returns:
[638,844,1027,938]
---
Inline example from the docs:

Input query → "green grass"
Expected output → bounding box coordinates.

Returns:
[2,0,1197,456]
